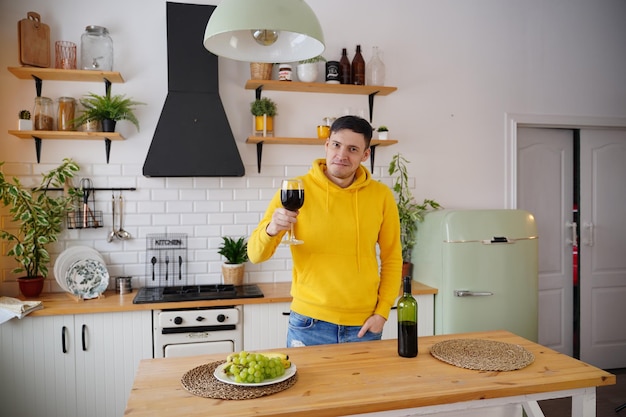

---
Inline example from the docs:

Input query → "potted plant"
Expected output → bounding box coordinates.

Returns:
[250,97,277,137]
[388,153,441,277]
[72,90,144,133]
[217,236,249,286]
[0,158,81,297]
[18,110,32,130]
[377,125,389,140]
[297,55,326,83]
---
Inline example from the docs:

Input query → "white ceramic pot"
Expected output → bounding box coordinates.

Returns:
[378,131,388,140]
[297,63,319,83]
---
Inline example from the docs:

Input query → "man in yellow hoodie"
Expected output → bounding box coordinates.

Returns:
[248,115,403,346]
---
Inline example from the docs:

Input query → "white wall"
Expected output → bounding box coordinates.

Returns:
[1,0,625,295]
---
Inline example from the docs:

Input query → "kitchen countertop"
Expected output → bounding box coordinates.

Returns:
[124,330,615,417]
[20,281,437,317]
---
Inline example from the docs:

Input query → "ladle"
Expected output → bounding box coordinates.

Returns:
[107,193,117,242]
[115,194,132,240]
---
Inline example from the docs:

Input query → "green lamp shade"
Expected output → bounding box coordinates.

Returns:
[203,0,325,63]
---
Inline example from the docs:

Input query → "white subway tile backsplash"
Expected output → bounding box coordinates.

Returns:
[1,159,392,295]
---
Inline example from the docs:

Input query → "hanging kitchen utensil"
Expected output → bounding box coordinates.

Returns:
[115,193,131,240]
[80,178,93,228]
[107,193,117,242]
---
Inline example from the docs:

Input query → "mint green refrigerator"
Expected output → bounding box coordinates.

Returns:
[413,209,538,342]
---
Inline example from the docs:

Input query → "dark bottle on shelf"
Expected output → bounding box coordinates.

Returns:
[397,276,418,358]
[340,48,351,84]
[351,45,365,85]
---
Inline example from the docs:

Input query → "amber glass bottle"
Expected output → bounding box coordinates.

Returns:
[351,45,365,85]
[340,48,351,84]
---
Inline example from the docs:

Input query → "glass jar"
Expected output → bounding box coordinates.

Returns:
[278,64,292,81]
[33,97,54,130]
[366,46,386,86]
[57,97,76,131]
[80,25,113,71]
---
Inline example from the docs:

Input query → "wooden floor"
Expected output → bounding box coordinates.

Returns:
[538,368,625,416]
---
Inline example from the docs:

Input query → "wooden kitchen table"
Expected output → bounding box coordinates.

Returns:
[124,330,614,417]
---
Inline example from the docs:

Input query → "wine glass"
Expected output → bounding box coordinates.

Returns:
[280,179,305,245]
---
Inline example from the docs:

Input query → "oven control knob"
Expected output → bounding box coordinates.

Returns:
[173,316,183,325]
[217,314,226,323]
[196,316,205,322]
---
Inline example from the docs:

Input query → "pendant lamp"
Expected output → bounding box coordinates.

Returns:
[203,0,325,63]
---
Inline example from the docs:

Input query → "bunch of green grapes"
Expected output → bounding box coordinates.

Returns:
[225,351,286,383]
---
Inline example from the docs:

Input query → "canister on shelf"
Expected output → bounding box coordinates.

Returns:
[278,64,292,81]
[33,96,54,130]
[325,61,340,84]
[57,97,76,131]
[81,25,113,71]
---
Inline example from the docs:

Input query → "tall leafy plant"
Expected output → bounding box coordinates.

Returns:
[0,158,80,278]
[73,91,144,131]
[388,153,441,263]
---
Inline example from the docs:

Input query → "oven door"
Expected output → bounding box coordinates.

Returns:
[163,341,234,358]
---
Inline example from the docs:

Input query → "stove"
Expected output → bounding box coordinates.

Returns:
[132,284,264,304]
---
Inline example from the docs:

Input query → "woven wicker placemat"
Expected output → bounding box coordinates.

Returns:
[430,339,535,371]
[181,360,298,400]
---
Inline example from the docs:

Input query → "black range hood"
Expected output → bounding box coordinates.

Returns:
[143,2,245,177]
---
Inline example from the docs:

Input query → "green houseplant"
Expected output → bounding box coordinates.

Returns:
[388,153,441,276]
[0,158,80,296]
[73,90,144,132]
[218,236,249,286]
[377,125,389,140]
[250,97,277,136]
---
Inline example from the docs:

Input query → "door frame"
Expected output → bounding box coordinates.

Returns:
[504,113,626,208]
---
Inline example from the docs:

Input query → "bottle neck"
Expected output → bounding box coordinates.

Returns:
[403,277,412,294]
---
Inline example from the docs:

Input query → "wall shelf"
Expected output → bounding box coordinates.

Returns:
[8,130,124,163]
[246,136,398,173]
[7,67,126,163]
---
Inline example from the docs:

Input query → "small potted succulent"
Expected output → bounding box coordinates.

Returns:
[377,125,389,140]
[250,97,277,137]
[18,110,32,130]
[217,236,249,286]
[0,158,81,297]
[297,55,326,83]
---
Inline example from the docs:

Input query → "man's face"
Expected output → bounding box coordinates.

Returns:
[324,129,370,184]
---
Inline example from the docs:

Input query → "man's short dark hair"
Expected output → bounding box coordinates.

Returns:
[330,115,373,148]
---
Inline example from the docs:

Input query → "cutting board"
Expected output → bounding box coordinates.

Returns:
[18,12,50,68]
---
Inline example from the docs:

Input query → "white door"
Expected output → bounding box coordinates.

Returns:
[579,129,626,369]
[517,127,574,356]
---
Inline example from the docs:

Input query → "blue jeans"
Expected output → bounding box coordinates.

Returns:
[286,311,383,347]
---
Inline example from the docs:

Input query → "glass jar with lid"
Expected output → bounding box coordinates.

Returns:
[33,97,54,130]
[80,25,113,71]
[57,97,76,131]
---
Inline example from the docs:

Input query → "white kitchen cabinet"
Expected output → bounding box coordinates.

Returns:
[243,295,434,350]
[0,310,152,417]
[243,302,290,351]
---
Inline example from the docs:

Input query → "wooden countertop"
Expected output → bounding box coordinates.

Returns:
[124,330,615,417]
[22,281,437,317]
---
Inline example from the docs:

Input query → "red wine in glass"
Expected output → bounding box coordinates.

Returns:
[280,179,304,245]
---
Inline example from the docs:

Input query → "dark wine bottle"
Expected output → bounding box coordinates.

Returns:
[397,276,418,358]
[340,48,351,84]
[351,45,365,85]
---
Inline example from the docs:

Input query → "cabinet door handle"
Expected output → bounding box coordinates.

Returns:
[566,221,578,247]
[81,324,87,351]
[281,312,290,316]
[62,326,68,354]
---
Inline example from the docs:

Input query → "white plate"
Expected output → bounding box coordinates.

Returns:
[213,362,296,387]
[55,246,105,293]
[65,258,109,299]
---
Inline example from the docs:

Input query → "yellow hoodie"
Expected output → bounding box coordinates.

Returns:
[248,159,403,326]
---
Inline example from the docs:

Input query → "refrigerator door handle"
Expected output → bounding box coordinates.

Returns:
[454,290,494,297]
